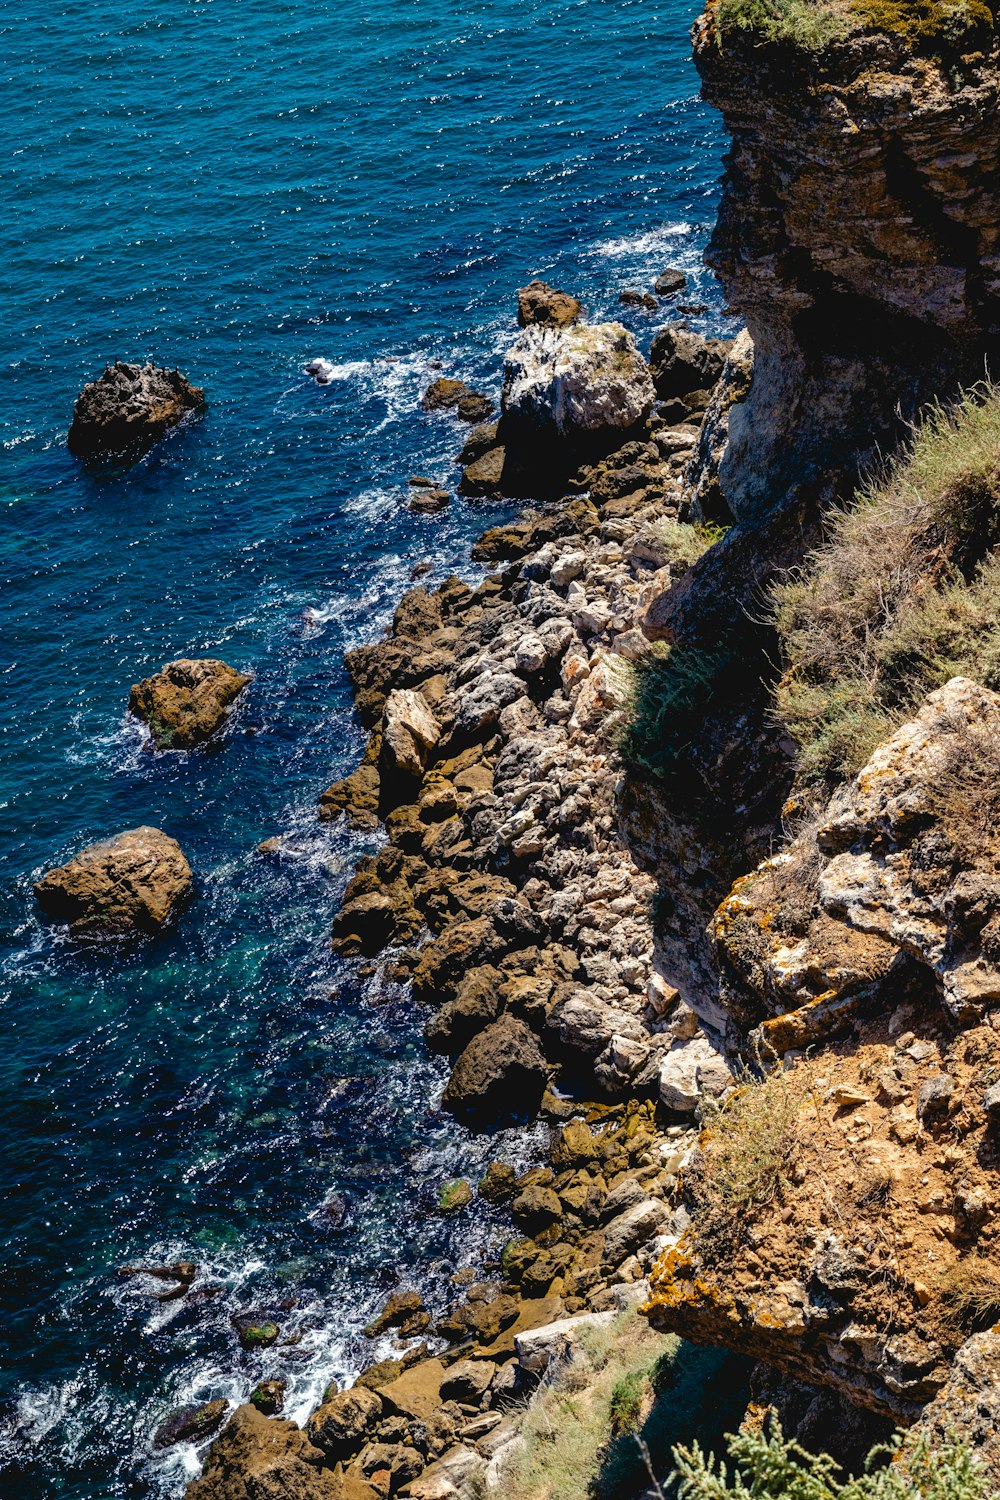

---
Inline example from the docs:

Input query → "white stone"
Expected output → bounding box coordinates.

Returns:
[382,688,441,776]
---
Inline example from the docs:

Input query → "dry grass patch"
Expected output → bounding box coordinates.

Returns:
[773,386,1000,785]
[938,1255,1000,1333]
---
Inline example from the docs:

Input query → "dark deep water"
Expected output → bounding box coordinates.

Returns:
[0,0,732,1491]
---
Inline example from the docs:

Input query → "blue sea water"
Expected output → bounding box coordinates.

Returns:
[0,1,730,1493]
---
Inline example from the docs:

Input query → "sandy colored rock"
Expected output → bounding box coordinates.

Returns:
[381,689,441,778]
[306,1387,382,1462]
[129,658,251,750]
[34,826,193,937]
[69,360,205,457]
[185,1403,371,1500]
[516,279,582,330]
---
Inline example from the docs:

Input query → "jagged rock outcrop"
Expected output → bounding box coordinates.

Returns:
[186,1403,375,1500]
[682,328,754,524]
[715,679,1000,1048]
[68,361,205,457]
[499,322,655,489]
[694,19,1000,522]
[129,658,251,750]
[516,279,582,329]
[34,826,193,937]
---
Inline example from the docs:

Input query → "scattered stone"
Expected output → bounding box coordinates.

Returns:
[231,1314,280,1351]
[917,1074,955,1122]
[129,658,251,750]
[248,1381,285,1416]
[34,826,193,938]
[68,361,205,457]
[409,487,451,513]
[438,1179,474,1214]
[619,290,658,311]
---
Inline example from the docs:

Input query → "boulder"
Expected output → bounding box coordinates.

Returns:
[439,1360,495,1404]
[513,1311,614,1377]
[442,1015,548,1129]
[185,1403,371,1500]
[457,422,500,466]
[458,446,506,498]
[69,361,205,458]
[232,1314,280,1351]
[409,487,451,513]
[501,322,654,472]
[654,268,687,296]
[129,658,251,750]
[382,689,441,778]
[306,1387,382,1461]
[422,378,468,412]
[658,1034,732,1113]
[516,280,582,330]
[154,1399,229,1449]
[602,1198,669,1265]
[457,392,494,423]
[648,326,729,401]
[406,1445,485,1500]
[249,1381,286,1417]
[34,826,193,938]
[424,967,503,1055]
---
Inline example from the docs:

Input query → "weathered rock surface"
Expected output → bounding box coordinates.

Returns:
[516,279,582,330]
[154,1399,229,1449]
[682,328,754,524]
[34,826,193,937]
[185,1403,372,1500]
[693,21,1000,522]
[500,322,654,485]
[68,361,205,457]
[129,658,251,750]
[716,679,1000,1044]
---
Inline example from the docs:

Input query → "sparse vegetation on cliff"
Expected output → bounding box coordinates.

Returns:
[673,1421,986,1500]
[712,0,996,57]
[773,386,1000,785]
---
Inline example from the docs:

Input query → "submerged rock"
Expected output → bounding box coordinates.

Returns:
[232,1314,281,1351]
[421,377,468,412]
[68,361,204,457]
[34,826,193,938]
[129,658,251,750]
[154,1399,229,1450]
[248,1380,286,1416]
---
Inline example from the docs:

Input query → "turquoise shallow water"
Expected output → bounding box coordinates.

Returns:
[1,1,730,1493]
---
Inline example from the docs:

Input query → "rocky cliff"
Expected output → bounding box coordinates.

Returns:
[692,4,1000,524]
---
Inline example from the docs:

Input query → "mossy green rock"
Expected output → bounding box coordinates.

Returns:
[232,1315,280,1351]
[437,1178,473,1214]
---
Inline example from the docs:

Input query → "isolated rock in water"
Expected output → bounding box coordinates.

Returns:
[501,322,654,462]
[186,1402,367,1500]
[304,358,336,385]
[421,377,468,412]
[442,1014,548,1128]
[683,328,754,524]
[68,361,205,457]
[154,1399,229,1450]
[34,826,193,938]
[381,688,441,777]
[654,268,687,295]
[516,279,582,329]
[648,325,729,401]
[129,658,251,750]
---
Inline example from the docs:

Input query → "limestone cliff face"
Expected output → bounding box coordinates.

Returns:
[694,15,1000,521]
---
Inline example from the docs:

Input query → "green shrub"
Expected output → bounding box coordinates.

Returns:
[620,643,738,783]
[713,0,995,56]
[673,1419,986,1500]
[609,1370,648,1435]
[773,385,1000,785]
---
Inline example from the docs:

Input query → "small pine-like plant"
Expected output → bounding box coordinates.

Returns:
[673,1419,986,1500]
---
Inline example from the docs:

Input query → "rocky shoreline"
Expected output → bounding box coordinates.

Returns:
[177,284,748,1499]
